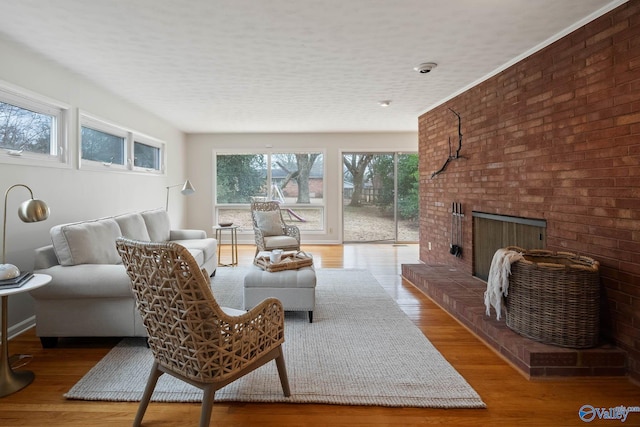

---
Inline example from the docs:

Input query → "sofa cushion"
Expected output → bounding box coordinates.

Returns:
[172,238,216,263]
[50,218,122,266]
[114,212,151,241]
[254,210,284,236]
[140,208,171,242]
[170,229,207,240]
[30,264,133,299]
[186,248,204,266]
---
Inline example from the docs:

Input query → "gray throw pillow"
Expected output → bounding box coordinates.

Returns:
[140,208,171,242]
[50,218,122,266]
[254,210,284,236]
[114,212,151,241]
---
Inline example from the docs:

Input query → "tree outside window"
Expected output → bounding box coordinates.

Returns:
[215,152,325,231]
[81,126,125,165]
[216,154,267,203]
[134,141,161,170]
[0,101,53,155]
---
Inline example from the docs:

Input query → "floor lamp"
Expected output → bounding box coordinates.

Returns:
[165,179,195,211]
[1,184,49,397]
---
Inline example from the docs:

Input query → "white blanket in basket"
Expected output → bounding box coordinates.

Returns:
[484,248,524,320]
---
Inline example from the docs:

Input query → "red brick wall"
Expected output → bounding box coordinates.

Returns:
[418,2,640,380]
[281,178,323,198]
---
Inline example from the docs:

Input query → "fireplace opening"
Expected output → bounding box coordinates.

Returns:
[472,212,547,281]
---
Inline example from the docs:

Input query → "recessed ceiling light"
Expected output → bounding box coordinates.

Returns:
[378,100,391,107]
[414,62,437,73]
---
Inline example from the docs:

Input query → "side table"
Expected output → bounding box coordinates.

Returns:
[213,225,239,267]
[0,273,52,397]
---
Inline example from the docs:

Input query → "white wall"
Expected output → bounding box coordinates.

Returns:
[0,35,418,336]
[0,36,187,335]
[185,132,418,244]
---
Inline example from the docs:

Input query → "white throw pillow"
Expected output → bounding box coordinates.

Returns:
[50,218,122,266]
[254,210,284,236]
[114,212,151,241]
[140,208,171,242]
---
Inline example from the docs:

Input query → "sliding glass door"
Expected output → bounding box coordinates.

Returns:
[342,152,419,243]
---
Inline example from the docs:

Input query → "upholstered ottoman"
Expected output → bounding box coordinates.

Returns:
[243,266,316,322]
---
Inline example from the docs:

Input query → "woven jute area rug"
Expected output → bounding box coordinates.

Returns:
[65,268,485,408]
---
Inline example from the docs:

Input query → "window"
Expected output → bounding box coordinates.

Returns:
[81,126,125,165]
[79,112,164,173]
[0,83,68,166]
[134,140,161,171]
[215,152,325,232]
[216,153,267,203]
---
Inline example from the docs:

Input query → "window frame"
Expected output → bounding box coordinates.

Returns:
[213,149,327,233]
[0,80,70,168]
[79,111,165,174]
[132,138,163,173]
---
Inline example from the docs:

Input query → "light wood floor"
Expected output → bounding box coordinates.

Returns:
[1,244,638,426]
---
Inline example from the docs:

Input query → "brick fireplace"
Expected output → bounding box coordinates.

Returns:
[471,211,546,280]
[402,264,626,377]
[411,1,640,381]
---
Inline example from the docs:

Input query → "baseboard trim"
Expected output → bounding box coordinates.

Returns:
[7,315,36,340]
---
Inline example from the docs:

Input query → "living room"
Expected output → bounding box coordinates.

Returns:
[1,1,639,425]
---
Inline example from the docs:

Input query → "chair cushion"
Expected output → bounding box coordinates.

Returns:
[222,307,247,316]
[263,235,299,250]
[254,210,284,236]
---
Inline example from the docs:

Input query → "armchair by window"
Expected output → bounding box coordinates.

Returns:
[116,238,290,427]
[251,201,301,256]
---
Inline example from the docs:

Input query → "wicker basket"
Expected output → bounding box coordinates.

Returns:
[503,246,600,349]
[254,251,313,272]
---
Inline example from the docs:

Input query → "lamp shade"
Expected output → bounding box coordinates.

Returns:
[165,179,195,210]
[18,198,50,223]
[181,179,195,195]
[2,184,50,265]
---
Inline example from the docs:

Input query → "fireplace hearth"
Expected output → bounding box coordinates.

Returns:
[401,263,626,378]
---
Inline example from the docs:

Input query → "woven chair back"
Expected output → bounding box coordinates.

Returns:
[116,238,284,383]
[251,200,284,226]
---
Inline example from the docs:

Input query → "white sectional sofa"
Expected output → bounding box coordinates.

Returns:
[29,208,217,347]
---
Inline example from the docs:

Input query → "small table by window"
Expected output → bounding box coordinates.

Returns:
[213,225,239,267]
[0,273,51,397]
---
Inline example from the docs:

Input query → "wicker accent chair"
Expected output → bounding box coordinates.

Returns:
[250,201,301,255]
[115,238,291,427]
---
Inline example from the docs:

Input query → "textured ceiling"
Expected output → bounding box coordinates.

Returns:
[0,0,625,133]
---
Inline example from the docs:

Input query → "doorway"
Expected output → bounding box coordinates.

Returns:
[342,152,419,243]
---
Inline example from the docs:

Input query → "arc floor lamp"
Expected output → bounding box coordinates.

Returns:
[165,179,195,210]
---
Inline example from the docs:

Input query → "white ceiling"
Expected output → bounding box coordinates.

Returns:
[0,0,625,133]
